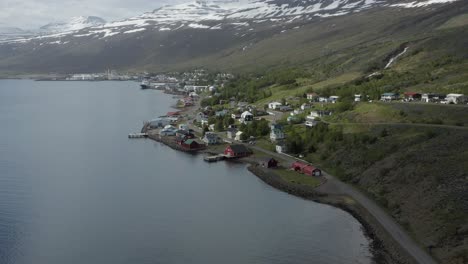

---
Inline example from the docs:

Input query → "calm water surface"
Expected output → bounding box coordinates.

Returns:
[0,80,373,264]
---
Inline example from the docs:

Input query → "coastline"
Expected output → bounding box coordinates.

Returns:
[144,92,422,264]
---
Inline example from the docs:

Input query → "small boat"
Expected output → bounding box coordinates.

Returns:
[140,79,151,89]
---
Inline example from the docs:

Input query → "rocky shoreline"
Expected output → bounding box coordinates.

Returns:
[247,164,418,264]
[144,95,421,264]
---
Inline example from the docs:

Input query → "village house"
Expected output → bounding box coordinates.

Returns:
[176,130,195,139]
[203,132,220,145]
[421,93,446,103]
[318,97,329,103]
[306,92,318,101]
[200,118,209,126]
[259,158,279,168]
[231,113,241,119]
[276,143,287,154]
[235,131,244,141]
[209,124,215,131]
[381,92,399,101]
[270,124,285,142]
[287,116,300,123]
[160,125,177,136]
[291,109,304,116]
[189,92,199,98]
[237,101,249,110]
[301,103,312,110]
[226,127,238,139]
[181,139,202,150]
[446,93,467,104]
[279,105,293,112]
[148,118,171,129]
[196,112,208,123]
[241,111,254,124]
[224,144,251,158]
[291,162,322,177]
[178,124,189,131]
[268,102,282,110]
[329,96,340,104]
[309,110,332,118]
[215,109,228,117]
[166,111,180,117]
[354,94,362,102]
[305,116,319,127]
[404,92,422,101]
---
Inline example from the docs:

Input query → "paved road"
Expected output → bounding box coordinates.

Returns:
[247,144,438,264]
[186,96,439,263]
[324,121,468,130]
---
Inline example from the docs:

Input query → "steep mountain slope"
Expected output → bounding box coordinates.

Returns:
[0,0,465,74]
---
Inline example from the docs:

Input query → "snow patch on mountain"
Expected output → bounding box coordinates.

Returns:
[1,0,463,44]
[390,0,460,8]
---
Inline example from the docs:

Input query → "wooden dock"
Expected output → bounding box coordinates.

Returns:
[128,133,148,138]
[203,154,226,162]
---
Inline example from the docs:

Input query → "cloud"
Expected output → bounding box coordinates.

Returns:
[0,0,186,29]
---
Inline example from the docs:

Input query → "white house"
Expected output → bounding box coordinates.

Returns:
[160,125,177,136]
[201,118,209,126]
[309,110,332,118]
[329,96,340,103]
[189,92,199,98]
[291,109,304,116]
[318,97,329,103]
[226,128,238,139]
[203,132,219,145]
[446,94,466,104]
[306,93,318,100]
[270,124,285,142]
[305,116,319,127]
[301,103,312,110]
[241,111,254,124]
[235,131,244,141]
[355,94,362,102]
[268,102,282,110]
[179,124,189,131]
[209,124,215,131]
[276,144,287,154]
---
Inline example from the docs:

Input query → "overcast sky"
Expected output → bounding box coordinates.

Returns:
[0,0,186,29]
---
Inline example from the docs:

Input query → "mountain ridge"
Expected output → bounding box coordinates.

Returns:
[0,0,466,75]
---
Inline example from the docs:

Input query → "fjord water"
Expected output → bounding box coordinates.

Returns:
[0,80,373,264]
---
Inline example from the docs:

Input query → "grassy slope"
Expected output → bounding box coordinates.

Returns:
[315,125,468,264]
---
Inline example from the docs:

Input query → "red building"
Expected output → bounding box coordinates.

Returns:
[291,161,322,177]
[404,92,422,101]
[166,111,181,117]
[224,144,251,158]
[181,139,201,150]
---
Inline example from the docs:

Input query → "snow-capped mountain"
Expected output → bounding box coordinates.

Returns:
[0,0,465,74]
[39,16,106,34]
[1,0,461,43]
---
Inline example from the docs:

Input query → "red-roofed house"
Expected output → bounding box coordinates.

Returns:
[291,162,322,177]
[404,92,421,101]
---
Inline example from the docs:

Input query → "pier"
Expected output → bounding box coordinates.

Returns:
[203,154,227,162]
[128,133,148,138]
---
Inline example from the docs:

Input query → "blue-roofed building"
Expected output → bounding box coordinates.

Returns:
[381,92,399,101]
